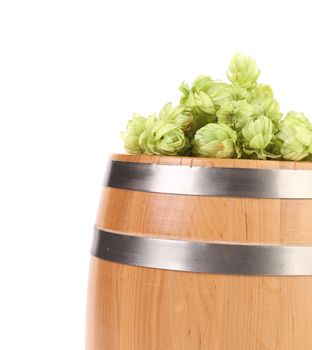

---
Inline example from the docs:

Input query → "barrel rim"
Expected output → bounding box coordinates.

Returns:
[111,153,312,170]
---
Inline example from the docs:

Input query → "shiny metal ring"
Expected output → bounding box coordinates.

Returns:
[105,160,312,199]
[92,229,312,276]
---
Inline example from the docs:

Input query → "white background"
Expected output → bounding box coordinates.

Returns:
[0,0,312,349]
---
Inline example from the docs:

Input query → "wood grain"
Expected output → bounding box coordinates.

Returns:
[87,154,312,350]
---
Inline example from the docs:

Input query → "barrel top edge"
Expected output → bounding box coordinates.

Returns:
[110,153,312,170]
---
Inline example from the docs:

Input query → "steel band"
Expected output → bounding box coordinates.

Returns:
[91,229,312,276]
[105,160,312,199]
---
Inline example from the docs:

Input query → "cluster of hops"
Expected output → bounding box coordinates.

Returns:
[121,53,312,161]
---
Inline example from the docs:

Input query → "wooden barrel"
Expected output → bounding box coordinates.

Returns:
[87,153,312,350]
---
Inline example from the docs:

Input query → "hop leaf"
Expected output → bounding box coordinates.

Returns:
[192,123,237,158]
[227,53,260,89]
[121,114,146,153]
[278,112,312,160]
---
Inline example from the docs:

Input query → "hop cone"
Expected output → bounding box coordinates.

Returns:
[229,85,251,101]
[180,75,230,117]
[278,112,312,161]
[249,84,274,101]
[227,53,260,89]
[138,114,158,154]
[217,99,253,130]
[242,115,275,158]
[192,123,237,158]
[140,118,188,156]
[158,102,194,132]
[252,97,282,125]
[121,114,146,153]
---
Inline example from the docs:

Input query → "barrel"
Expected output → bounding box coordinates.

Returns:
[87,153,312,350]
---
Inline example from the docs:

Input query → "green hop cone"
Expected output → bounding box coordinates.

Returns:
[217,99,253,130]
[277,112,312,161]
[179,80,216,135]
[279,111,312,129]
[121,114,146,153]
[192,123,237,158]
[179,75,230,116]
[140,118,188,156]
[229,85,251,101]
[206,81,231,109]
[181,75,213,96]
[181,88,215,115]
[138,114,158,154]
[121,53,312,162]
[227,53,260,89]
[180,78,215,116]
[242,115,276,159]
[158,102,194,132]
[252,97,282,126]
[249,84,274,101]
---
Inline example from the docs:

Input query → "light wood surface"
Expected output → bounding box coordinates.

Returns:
[87,154,312,350]
[111,153,312,170]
